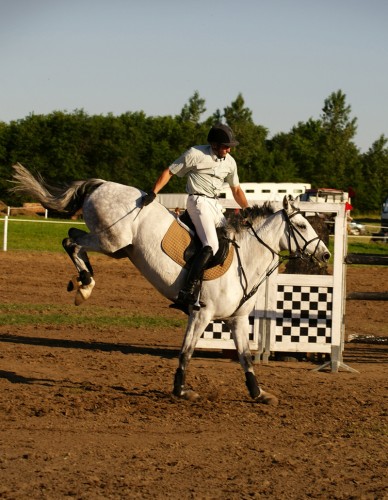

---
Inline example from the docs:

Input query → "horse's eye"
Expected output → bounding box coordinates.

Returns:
[297,223,307,230]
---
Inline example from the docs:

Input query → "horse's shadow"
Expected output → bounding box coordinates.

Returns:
[0,368,174,401]
[0,333,231,394]
[0,332,179,395]
[0,370,55,386]
[0,332,180,359]
[0,332,227,361]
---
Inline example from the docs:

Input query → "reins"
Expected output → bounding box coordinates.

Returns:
[234,207,323,311]
[233,239,284,309]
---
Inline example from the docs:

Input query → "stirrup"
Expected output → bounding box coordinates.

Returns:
[177,289,198,306]
[175,289,206,310]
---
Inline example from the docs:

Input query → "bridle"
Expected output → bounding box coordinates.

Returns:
[280,207,322,260]
[234,207,324,310]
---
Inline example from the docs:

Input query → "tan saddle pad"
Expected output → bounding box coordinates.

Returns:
[161,220,234,281]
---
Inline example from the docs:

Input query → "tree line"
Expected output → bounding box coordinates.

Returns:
[0,89,387,213]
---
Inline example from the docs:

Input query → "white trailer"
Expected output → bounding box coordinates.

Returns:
[218,182,311,202]
[157,182,311,211]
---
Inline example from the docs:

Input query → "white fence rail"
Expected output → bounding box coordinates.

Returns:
[0,216,85,251]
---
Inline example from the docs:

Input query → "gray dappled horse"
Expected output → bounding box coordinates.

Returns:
[11,163,330,405]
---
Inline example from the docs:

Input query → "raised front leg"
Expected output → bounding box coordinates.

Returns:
[226,316,279,406]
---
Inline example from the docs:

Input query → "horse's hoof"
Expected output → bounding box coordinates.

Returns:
[74,277,95,306]
[255,390,279,406]
[182,390,200,402]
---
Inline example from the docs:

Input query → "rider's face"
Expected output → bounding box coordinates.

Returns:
[212,144,231,158]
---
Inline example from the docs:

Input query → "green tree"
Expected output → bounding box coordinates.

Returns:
[221,93,269,182]
[357,135,388,212]
[1,91,384,213]
[282,119,324,184]
[265,132,299,182]
[179,91,206,124]
[4,110,92,182]
[0,121,11,203]
[223,93,253,126]
[271,91,362,193]
[318,90,360,187]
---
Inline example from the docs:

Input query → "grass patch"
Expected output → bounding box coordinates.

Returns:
[347,240,387,255]
[0,303,186,329]
[0,216,85,252]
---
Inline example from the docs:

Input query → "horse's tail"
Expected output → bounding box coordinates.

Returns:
[10,163,106,215]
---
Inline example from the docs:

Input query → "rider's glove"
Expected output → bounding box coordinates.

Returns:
[141,191,156,207]
[241,207,251,219]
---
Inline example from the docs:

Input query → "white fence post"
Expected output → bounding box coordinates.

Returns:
[3,216,8,251]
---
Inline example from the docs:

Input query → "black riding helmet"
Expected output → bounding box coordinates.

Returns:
[207,123,239,147]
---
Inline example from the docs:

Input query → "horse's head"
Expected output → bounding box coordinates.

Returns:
[280,196,331,264]
[228,198,330,265]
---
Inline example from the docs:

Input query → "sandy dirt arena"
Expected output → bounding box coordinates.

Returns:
[0,251,387,499]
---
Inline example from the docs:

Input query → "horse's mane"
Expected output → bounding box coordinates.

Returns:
[226,203,275,234]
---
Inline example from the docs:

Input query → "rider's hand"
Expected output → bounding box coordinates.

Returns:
[141,191,156,207]
[241,207,251,219]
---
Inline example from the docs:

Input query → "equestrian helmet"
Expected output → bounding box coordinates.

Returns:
[207,123,239,147]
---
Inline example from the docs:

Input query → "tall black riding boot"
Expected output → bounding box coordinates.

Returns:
[177,245,214,306]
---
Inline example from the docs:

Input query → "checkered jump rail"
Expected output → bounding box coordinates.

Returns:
[274,285,333,346]
[198,315,257,350]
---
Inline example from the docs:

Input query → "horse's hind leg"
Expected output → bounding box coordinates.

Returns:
[226,316,278,406]
[63,237,95,303]
[68,228,94,275]
[62,229,101,305]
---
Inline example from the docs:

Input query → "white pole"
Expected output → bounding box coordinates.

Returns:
[3,215,8,251]
[7,206,10,216]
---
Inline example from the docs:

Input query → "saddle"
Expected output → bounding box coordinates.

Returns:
[161,210,234,280]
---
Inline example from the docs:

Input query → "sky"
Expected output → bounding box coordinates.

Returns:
[0,0,387,152]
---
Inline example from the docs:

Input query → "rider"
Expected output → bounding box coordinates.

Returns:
[141,123,250,306]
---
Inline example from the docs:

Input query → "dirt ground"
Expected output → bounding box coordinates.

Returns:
[0,252,387,499]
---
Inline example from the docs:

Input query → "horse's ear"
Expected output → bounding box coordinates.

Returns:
[288,194,299,209]
[283,195,297,214]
